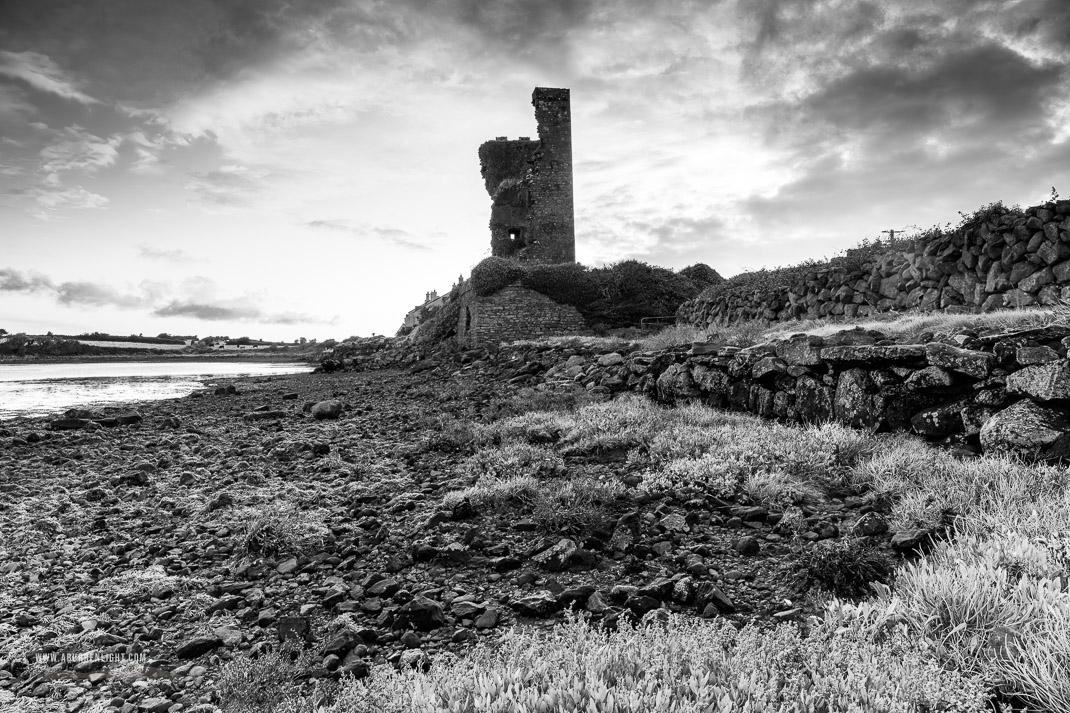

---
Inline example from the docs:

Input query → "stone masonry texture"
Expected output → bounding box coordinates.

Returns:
[478,87,575,264]
[456,283,588,345]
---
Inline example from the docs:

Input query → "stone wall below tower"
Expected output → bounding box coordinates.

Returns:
[456,283,589,345]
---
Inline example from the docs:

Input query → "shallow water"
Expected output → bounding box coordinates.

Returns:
[0,361,313,420]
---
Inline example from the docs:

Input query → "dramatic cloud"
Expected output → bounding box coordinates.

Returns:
[0,83,35,119]
[40,126,121,176]
[0,50,98,104]
[0,267,53,292]
[0,266,326,325]
[30,186,109,218]
[138,245,200,263]
[54,281,144,308]
[623,215,730,263]
[306,219,431,251]
[152,301,325,325]
[0,268,143,307]
[184,165,266,208]
[3,0,1070,339]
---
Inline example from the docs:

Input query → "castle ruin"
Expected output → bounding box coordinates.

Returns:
[478,88,575,263]
[456,87,587,344]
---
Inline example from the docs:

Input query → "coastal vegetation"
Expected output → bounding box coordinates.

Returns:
[203,366,1069,712]
[3,308,1070,711]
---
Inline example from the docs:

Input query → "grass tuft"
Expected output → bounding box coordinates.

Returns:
[803,537,894,599]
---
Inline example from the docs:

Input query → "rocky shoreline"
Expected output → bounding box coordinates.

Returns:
[0,346,935,713]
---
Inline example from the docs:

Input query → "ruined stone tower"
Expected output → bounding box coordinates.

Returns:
[478,87,575,264]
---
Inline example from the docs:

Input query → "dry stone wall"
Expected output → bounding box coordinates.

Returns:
[640,326,1070,461]
[680,200,1070,328]
[338,323,1070,461]
[456,283,589,345]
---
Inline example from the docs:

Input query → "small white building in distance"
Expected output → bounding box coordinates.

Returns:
[402,290,446,329]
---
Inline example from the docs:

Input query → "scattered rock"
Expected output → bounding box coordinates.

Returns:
[925,343,995,379]
[890,529,932,553]
[511,591,559,618]
[312,400,344,420]
[1006,361,1070,401]
[980,398,1070,459]
[243,410,287,422]
[394,596,446,631]
[174,635,222,659]
[734,536,760,556]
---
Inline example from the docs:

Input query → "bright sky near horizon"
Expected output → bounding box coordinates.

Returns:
[2,0,1070,341]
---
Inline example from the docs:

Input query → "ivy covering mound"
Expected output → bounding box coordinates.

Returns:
[468,257,723,330]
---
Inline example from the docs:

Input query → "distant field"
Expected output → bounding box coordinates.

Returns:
[76,340,189,350]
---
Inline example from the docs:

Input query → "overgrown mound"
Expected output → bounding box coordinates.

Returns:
[469,257,723,330]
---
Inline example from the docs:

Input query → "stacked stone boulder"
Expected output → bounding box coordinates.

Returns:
[640,325,1070,461]
[679,200,1070,327]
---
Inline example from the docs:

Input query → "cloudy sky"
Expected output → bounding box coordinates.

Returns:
[2,0,1069,341]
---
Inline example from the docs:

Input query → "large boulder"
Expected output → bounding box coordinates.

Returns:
[820,344,926,366]
[394,596,447,631]
[1005,361,1070,401]
[925,343,995,379]
[834,369,884,429]
[311,400,344,420]
[531,538,577,571]
[690,364,730,397]
[795,376,834,422]
[979,399,1070,459]
[511,591,559,618]
[902,366,953,391]
[774,334,824,366]
[656,363,701,401]
[910,400,967,437]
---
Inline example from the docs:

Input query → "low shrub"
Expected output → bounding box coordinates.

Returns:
[640,452,745,499]
[329,612,989,712]
[475,410,575,446]
[483,386,597,421]
[422,414,477,453]
[519,262,602,307]
[678,262,724,285]
[635,323,708,351]
[464,258,713,331]
[705,317,774,347]
[583,259,707,329]
[849,445,1070,534]
[217,645,324,713]
[559,393,670,454]
[442,473,540,514]
[893,532,1070,711]
[470,257,525,296]
[803,537,894,598]
[462,442,564,481]
[236,501,330,557]
[529,475,623,534]
[742,467,825,509]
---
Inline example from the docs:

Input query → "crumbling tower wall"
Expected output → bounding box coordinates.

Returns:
[529,88,575,263]
[478,87,575,264]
